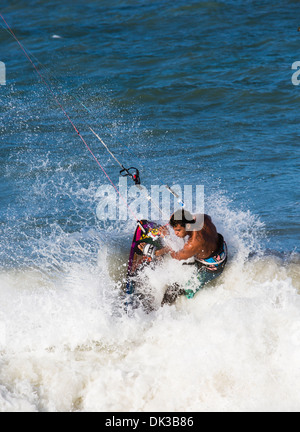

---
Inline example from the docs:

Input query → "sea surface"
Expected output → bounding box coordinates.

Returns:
[0,0,299,412]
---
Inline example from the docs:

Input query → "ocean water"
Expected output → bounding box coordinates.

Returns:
[0,0,299,412]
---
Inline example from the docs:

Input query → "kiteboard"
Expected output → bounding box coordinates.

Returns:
[125,219,164,295]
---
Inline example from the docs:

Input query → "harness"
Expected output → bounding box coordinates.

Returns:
[194,235,228,272]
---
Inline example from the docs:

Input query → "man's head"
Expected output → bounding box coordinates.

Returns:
[169,210,195,238]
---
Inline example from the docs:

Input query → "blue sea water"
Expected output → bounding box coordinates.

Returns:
[0,0,299,412]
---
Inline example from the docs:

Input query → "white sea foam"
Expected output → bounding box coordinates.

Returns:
[0,198,299,412]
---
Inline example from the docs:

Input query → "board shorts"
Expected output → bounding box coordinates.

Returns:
[184,234,228,298]
[161,234,228,305]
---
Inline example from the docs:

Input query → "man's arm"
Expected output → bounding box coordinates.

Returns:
[155,246,171,257]
[170,242,199,261]
[155,240,199,261]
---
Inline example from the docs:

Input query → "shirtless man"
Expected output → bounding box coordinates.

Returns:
[142,210,228,304]
[156,210,221,261]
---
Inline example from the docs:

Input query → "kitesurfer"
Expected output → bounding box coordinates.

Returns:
[140,210,227,304]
